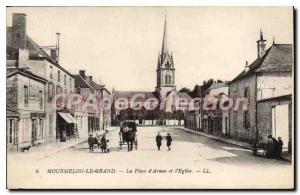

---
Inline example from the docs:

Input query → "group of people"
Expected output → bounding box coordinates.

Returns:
[265,135,284,159]
[156,132,173,151]
[88,133,109,153]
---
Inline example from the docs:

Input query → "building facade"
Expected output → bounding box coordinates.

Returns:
[7,69,47,150]
[7,13,77,144]
[74,70,102,138]
[228,31,293,146]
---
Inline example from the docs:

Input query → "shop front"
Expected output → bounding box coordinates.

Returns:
[56,112,78,142]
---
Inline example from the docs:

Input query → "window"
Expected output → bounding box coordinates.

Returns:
[39,90,43,108]
[8,119,13,143]
[165,74,171,84]
[165,62,170,69]
[77,87,81,94]
[243,110,250,129]
[244,87,250,98]
[69,78,72,88]
[24,85,29,105]
[58,70,61,82]
[50,66,53,79]
[64,75,67,85]
[48,83,53,101]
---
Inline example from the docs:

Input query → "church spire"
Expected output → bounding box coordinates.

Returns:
[161,14,168,56]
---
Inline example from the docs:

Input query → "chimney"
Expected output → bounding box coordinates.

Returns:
[12,13,27,50]
[50,49,57,62]
[257,30,267,58]
[79,70,86,79]
[245,61,249,72]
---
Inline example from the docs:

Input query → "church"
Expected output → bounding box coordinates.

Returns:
[111,17,191,125]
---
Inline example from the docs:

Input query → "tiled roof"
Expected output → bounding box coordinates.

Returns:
[6,27,74,78]
[209,82,228,90]
[230,44,293,83]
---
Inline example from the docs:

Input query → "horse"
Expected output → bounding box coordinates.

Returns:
[122,130,136,151]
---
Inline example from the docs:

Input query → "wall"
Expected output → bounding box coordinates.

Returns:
[229,74,256,143]
[257,98,292,153]
[257,72,292,100]
[28,59,75,142]
[15,73,45,146]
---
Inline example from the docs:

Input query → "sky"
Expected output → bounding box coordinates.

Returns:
[7,7,293,92]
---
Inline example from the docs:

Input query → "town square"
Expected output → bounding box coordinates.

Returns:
[6,7,294,189]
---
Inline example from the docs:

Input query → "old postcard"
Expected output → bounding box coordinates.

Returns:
[6,6,294,189]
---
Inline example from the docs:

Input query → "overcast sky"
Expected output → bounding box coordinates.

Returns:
[7,7,293,92]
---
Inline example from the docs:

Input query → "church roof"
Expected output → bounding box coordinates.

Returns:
[165,90,192,100]
[230,44,293,83]
[113,91,157,102]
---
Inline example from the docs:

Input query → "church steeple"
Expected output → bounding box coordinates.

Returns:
[156,15,176,97]
[161,15,168,56]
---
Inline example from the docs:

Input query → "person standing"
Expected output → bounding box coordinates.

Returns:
[278,137,283,159]
[100,134,107,154]
[272,136,279,158]
[88,134,94,152]
[156,133,163,150]
[166,133,172,151]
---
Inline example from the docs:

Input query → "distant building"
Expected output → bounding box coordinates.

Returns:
[74,70,100,138]
[228,31,293,151]
[202,82,229,136]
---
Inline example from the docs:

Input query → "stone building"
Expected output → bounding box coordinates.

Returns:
[228,31,293,146]
[7,13,76,143]
[7,68,47,151]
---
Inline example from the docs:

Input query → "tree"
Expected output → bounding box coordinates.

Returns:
[201,79,214,93]
[179,87,191,93]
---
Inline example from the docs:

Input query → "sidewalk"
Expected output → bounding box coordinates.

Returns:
[9,127,119,161]
[176,127,252,149]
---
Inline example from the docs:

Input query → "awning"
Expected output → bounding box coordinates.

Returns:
[58,112,73,124]
[65,113,77,124]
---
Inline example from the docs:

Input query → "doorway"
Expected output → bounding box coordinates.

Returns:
[272,104,289,150]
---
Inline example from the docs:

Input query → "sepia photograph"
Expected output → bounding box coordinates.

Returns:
[5,6,294,189]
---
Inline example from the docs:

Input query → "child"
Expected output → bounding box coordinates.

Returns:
[166,133,172,151]
[156,133,163,150]
[88,134,94,152]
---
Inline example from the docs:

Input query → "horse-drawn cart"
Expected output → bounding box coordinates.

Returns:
[119,121,138,151]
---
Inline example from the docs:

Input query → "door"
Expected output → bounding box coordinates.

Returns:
[272,104,289,150]
[31,119,38,144]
